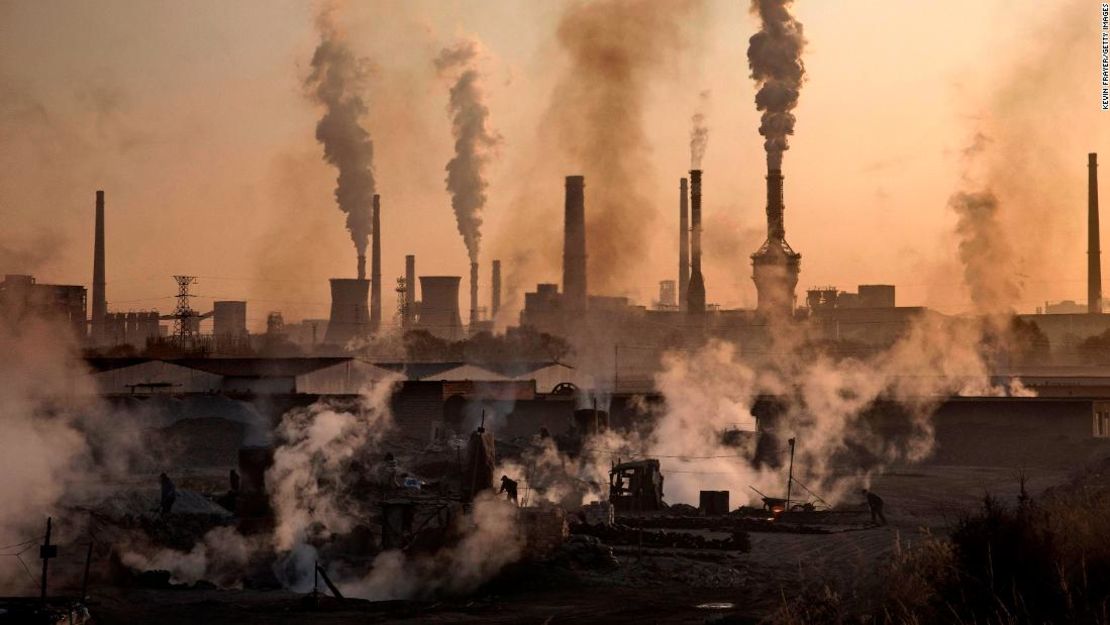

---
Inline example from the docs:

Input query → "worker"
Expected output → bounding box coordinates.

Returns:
[499,475,518,503]
[229,469,241,493]
[160,473,177,516]
[861,488,886,526]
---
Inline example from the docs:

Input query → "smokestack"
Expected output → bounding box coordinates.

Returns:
[1091,153,1103,314]
[470,261,479,328]
[679,177,689,311]
[357,255,366,281]
[370,194,382,332]
[404,254,416,329]
[767,169,785,240]
[491,259,501,318]
[687,170,706,314]
[563,175,587,313]
[91,190,107,343]
[751,167,801,316]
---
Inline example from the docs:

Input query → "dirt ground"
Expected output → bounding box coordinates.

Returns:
[71,462,1082,625]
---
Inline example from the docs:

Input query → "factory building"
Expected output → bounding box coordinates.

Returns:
[0,274,87,338]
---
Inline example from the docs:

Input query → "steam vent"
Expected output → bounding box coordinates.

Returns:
[751,167,801,315]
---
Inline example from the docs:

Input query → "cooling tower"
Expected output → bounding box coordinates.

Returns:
[91,190,107,343]
[370,194,382,333]
[415,276,463,341]
[679,177,689,312]
[491,259,501,318]
[1090,153,1102,314]
[324,278,370,346]
[751,167,801,316]
[563,175,587,313]
[687,170,706,314]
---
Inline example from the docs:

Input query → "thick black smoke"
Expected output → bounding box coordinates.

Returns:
[746,0,805,170]
[434,40,499,264]
[305,7,375,274]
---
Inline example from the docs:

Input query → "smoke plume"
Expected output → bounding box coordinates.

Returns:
[267,374,400,589]
[747,0,806,170]
[305,5,376,276]
[435,40,500,264]
[690,90,710,169]
[950,134,1021,315]
[549,0,697,294]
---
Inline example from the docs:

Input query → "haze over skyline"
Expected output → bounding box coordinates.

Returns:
[0,0,1105,331]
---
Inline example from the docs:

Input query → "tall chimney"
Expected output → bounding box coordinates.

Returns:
[357,255,366,281]
[1090,153,1102,314]
[404,254,416,329]
[751,167,801,316]
[679,177,689,311]
[687,170,706,314]
[491,259,501,319]
[370,194,382,332]
[469,261,479,329]
[92,189,107,343]
[563,175,587,313]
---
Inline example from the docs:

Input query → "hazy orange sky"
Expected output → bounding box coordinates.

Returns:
[0,0,1106,331]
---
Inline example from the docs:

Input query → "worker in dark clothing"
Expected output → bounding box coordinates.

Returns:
[499,475,518,503]
[862,488,886,526]
[160,473,177,516]
[229,469,241,493]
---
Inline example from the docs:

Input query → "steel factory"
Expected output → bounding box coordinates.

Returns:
[2,2,1110,624]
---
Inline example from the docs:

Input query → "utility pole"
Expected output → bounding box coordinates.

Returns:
[785,437,796,510]
[39,517,57,603]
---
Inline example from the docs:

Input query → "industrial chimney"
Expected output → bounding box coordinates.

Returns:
[751,165,801,317]
[91,190,107,343]
[679,177,689,312]
[1090,153,1102,314]
[370,194,382,333]
[324,278,370,347]
[491,259,501,319]
[687,170,706,314]
[563,175,587,313]
[415,276,463,340]
[469,261,479,329]
[404,254,416,329]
